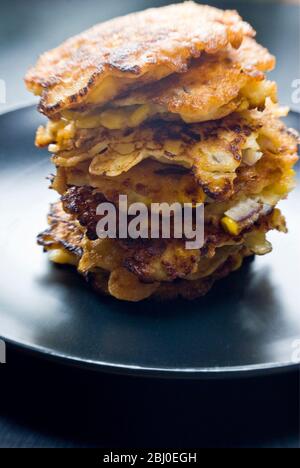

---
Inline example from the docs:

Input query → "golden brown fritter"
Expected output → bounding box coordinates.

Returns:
[25,2,254,117]
[29,3,299,303]
[60,186,286,281]
[37,202,83,258]
[36,201,234,299]
[41,106,298,202]
[49,38,276,130]
[90,250,248,301]
[37,202,253,301]
[58,159,205,206]
[38,200,286,301]
[110,37,276,127]
[151,254,245,301]
[58,146,296,211]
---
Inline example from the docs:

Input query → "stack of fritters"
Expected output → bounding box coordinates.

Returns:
[26,2,298,301]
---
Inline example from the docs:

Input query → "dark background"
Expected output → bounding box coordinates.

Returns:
[0,0,299,448]
[0,348,299,448]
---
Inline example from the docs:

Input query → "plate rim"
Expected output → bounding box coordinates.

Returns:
[0,104,300,379]
[3,334,300,379]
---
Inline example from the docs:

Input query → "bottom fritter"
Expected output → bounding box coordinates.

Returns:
[37,201,286,302]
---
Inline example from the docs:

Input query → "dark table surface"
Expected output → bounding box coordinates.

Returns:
[0,348,299,448]
[0,0,299,448]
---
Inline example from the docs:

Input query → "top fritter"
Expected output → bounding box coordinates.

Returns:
[25,1,254,117]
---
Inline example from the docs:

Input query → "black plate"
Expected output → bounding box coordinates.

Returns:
[0,105,299,378]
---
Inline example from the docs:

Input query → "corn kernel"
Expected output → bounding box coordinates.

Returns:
[49,249,77,266]
[221,216,241,236]
[272,180,290,196]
